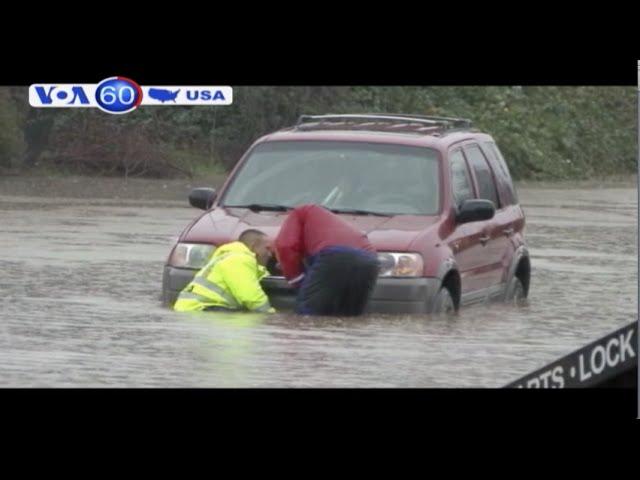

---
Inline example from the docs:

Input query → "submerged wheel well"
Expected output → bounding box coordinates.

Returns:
[515,255,531,297]
[440,270,461,311]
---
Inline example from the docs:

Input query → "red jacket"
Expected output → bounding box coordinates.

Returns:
[274,204,375,285]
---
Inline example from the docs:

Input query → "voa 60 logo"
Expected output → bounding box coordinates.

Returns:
[29,77,232,114]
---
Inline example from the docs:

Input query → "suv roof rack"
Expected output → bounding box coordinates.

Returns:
[294,113,473,134]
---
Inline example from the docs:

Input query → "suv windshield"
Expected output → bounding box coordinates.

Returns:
[222,141,440,215]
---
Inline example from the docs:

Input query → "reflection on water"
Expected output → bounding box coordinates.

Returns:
[0,186,636,387]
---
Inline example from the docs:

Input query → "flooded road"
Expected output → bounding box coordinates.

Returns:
[0,180,637,387]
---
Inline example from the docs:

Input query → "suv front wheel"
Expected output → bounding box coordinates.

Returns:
[504,276,527,306]
[432,287,456,316]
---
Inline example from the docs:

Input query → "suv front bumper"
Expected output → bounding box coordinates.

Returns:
[162,266,442,314]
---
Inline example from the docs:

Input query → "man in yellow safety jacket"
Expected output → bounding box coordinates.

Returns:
[173,229,276,313]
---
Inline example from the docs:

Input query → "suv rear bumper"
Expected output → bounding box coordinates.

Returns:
[162,266,441,314]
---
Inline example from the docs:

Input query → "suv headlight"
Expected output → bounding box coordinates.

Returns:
[377,252,424,277]
[168,243,216,269]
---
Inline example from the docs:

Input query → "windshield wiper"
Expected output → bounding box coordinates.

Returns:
[329,208,392,217]
[223,203,293,212]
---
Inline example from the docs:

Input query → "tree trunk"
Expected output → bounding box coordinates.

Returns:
[23,111,54,168]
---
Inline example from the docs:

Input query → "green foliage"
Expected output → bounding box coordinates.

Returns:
[0,89,25,168]
[1,86,636,180]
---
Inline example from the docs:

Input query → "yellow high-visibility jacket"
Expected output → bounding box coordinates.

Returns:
[173,241,275,313]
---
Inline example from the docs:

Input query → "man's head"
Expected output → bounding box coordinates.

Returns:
[239,229,272,266]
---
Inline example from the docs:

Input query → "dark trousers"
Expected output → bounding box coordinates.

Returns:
[296,247,380,316]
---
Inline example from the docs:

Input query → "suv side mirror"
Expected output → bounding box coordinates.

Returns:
[189,188,217,210]
[456,199,495,224]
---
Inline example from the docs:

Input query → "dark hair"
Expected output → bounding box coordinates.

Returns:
[239,229,267,245]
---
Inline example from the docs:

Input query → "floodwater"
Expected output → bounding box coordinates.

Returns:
[0,182,636,387]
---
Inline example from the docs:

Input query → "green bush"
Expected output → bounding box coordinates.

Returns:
[3,86,636,180]
[0,89,25,168]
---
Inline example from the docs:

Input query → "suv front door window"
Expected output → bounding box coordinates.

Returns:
[463,144,500,209]
[449,149,474,209]
[481,141,519,206]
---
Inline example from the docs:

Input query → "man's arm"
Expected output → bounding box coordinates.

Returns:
[274,207,305,286]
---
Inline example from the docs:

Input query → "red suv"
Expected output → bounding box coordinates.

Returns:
[162,114,530,314]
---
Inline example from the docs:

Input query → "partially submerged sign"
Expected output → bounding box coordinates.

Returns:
[505,322,637,388]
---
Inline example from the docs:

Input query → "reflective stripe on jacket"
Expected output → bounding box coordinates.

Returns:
[173,241,275,313]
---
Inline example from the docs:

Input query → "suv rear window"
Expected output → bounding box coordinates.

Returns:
[481,141,518,206]
[463,144,500,208]
[222,141,441,215]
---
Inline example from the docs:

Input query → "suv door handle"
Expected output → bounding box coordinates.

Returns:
[503,228,514,236]
[479,235,490,245]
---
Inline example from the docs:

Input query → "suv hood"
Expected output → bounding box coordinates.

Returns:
[182,207,439,252]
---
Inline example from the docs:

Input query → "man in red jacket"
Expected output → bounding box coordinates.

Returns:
[274,204,380,316]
